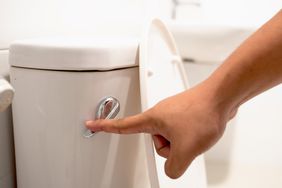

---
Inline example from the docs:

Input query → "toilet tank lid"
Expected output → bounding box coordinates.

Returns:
[9,36,139,71]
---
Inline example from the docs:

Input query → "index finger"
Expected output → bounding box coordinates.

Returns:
[85,113,155,134]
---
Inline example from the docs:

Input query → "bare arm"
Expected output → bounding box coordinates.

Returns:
[207,9,282,116]
[86,10,282,179]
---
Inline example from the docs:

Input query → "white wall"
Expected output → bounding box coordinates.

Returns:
[0,0,141,48]
[176,0,282,28]
[0,0,173,49]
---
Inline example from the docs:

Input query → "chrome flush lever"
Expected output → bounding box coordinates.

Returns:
[84,96,120,138]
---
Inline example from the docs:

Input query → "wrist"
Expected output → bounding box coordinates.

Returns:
[195,77,240,122]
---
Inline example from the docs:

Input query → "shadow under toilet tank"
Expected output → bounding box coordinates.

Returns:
[9,37,150,188]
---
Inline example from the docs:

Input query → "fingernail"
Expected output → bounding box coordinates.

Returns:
[85,121,93,127]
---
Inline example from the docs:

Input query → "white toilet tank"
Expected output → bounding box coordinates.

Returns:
[9,23,208,187]
[9,37,151,188]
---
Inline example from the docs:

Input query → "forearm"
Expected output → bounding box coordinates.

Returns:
[203,10,282,115]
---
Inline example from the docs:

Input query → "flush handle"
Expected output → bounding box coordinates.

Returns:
[84,96,120,138]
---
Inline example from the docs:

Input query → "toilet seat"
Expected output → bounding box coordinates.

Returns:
[139,19,207,188]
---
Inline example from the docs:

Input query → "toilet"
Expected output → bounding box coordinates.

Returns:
[10,19,207,188]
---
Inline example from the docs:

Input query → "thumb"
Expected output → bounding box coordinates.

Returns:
[85,113,155,134]
[164,143,194,179]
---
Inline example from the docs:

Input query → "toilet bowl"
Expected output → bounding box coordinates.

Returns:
[10,19,207,188]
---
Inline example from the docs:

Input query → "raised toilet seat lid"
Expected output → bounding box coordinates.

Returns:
[139,18,207,188]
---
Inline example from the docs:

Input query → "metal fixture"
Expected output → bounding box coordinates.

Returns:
[83,96,120,138]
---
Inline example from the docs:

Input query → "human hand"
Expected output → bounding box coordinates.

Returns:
[87,9,282,179]
[85,83,234,179]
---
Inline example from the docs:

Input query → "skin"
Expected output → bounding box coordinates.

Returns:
[86,10,282,179]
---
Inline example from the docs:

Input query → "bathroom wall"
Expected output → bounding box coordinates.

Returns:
[175,0,282,27]
[0,0,173,49]
[203,0,281,27]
